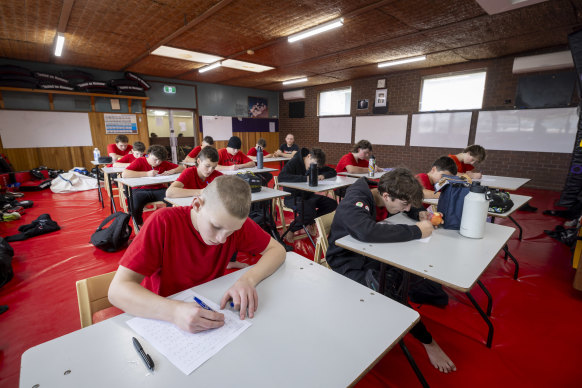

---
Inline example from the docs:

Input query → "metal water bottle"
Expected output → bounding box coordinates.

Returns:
[257,146,264,169]
[368,155,376,177]
[309,162,318,187]
[460,182,489,239]
[93,148,101,162]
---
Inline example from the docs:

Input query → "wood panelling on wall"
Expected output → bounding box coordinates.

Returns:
[0,112,150,172]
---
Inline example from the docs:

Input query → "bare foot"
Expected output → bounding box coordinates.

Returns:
[423,340,456,373]
[227,261,250,269]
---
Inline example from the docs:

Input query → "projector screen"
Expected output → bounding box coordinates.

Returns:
[0,110,93,148]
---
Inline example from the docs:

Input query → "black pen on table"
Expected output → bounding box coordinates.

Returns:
[132,337,155,371]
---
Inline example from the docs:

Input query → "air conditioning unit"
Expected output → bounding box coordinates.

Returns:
[282,89,305,100]
[512,51,574,74]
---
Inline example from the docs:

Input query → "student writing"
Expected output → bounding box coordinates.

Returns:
[121,145,184,226]
[183,136,214,164]
[166,147,222,198]
[326,169,456,373]
[108,175,286,331]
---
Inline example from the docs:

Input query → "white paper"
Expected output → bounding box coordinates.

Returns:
[179,122,187,132]
[127,289,251,375]
[156,117,163,127]
[269,122,275,132]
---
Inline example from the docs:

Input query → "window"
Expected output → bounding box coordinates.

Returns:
[420,71,486,112]
[319,87,351,116]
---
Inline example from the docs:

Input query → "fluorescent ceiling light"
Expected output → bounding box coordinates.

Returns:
[221,59,274,73]
[151,45,222,64]
[198,62,222,73]
[282,77,308,85]
[288,18,344,43]
[54,33,65,57]
[475,0,547,15]
[378,55,426,68]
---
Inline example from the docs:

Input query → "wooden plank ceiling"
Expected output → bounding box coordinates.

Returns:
[1,0,581,91]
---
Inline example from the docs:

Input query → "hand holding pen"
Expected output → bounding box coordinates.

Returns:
[171,297,225,333]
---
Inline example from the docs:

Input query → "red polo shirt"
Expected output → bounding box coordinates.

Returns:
[449,154,474,174]
[218,148,252,166]
[187,146,202,159]
[336,153,368,173]
[119,206,271,297]
[126,157,178,189]
[176,166,222,189]
[247,147,270,157]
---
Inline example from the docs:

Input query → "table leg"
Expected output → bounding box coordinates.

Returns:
[399,341,430,388]
[465,291,494,348]
[280,192,316,248]
[378,263,387,295]
[106,172,117,214]
[96,168,104,208]
[124,185,140,232]
[476,280,493,317]
[502,245,519,280]
[508,215,523,240]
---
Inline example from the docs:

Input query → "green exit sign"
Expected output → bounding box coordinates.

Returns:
[163,85,176,94]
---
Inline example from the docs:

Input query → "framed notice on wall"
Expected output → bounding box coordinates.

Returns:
[104,114,138,134]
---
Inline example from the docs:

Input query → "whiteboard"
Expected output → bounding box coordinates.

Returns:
[355,115,408,146]
[410,112,472,148]
[0,110,93,148]
[319,117,352,143]
[475,108,578,153]
[201,116,233,141]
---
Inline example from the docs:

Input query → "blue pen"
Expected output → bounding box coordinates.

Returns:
[193,296,215,311]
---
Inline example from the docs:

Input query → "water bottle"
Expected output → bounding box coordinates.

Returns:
[257,146,264,169]
[93,148,101,162]
[368,155,376,177]
[309,162,318,187]
[460,182,489,239]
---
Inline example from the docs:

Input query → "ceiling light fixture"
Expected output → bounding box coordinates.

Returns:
[282,77,308,85]
[288,18,344,43]
[198,61,222,74]
[378,55,426,68]
[54,33,65,57]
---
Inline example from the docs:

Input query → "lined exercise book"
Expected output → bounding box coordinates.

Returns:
[127,289,251,375]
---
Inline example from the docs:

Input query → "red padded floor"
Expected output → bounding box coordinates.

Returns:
[1,187,581,387]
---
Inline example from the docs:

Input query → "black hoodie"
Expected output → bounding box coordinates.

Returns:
[326,177,422,272]
[278,148,337,198]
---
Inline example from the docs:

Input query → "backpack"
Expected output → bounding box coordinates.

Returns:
[0,237,14,289]
[489,189,514,213]
[436,175,471,230]
[236,172,262,193]
[90,212,132,252]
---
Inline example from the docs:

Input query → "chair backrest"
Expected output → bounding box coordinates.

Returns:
[76,271,116,328]
[314,211,335,267]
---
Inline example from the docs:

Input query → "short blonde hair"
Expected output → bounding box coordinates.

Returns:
[201,175,251,219]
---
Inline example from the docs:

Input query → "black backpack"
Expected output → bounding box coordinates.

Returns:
[90,212,132,252]
[436,175,471,230]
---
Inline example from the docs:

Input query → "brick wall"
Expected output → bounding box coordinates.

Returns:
[278,54,578,191]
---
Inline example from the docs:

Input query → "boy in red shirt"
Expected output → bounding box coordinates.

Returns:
[107,135,133,162]
[183,136,214,164]
[166,147,222,198]
[112,141,146,168]
[336,140,382,174]
[108,175,286,331]
[216,136,255,171]
[416,156,458,199]
[122,145,184,225]
[448,144,486,179]
[247,138,274,158]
